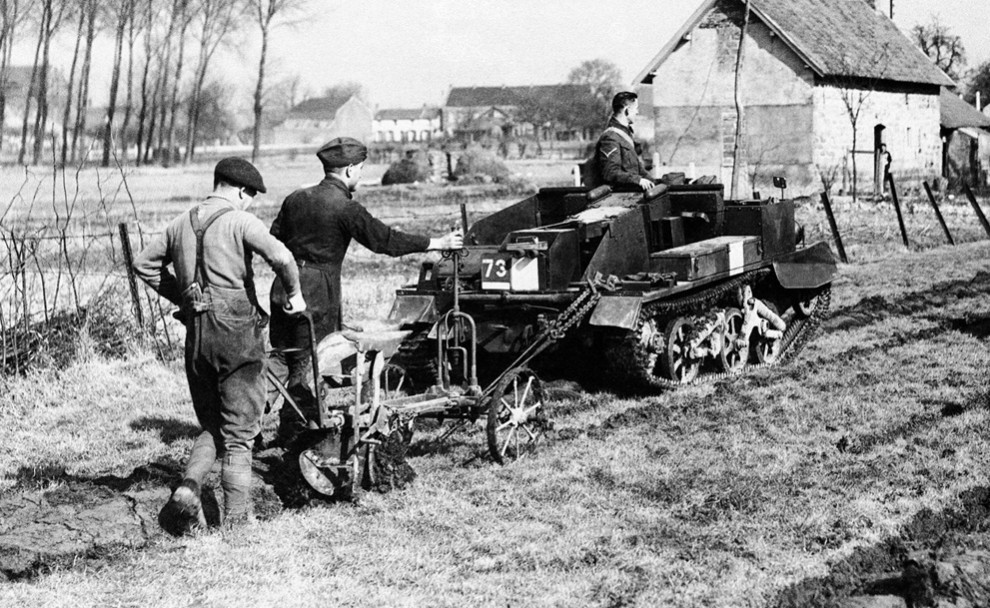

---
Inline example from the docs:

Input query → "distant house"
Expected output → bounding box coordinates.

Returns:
[442,85,594,151]
[634,0,954,196]
[271,93,373,146]
[373,107,441,144]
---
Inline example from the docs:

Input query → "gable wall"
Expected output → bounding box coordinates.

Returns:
[813,84,941,194]
[651,2,818,194]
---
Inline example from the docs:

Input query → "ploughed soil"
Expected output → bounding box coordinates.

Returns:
[0,435,415,582]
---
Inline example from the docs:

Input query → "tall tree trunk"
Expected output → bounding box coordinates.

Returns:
[71,6,96,164]
[32,0,61,165]
[17,6,43,165]
[119,0,137,162]
[134,0,154,167]
[101,0,128,167]
[729,0,750,199]
[163,1,189,167]
[60,4,86,166]
[0,0,23,155]
[251,21,269,162]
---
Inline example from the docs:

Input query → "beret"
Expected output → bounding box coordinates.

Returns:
[214,157,266,194]
[316,136,368,169]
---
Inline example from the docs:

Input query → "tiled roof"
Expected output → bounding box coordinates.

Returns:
[288,94,353,119]
[375,107,440,121]
[636,0,953,87]
[940,89,990,130]
[445,85,587,107]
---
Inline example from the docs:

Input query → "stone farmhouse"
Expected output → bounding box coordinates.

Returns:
[373,107,441,144]
[270,93,373,146]
[442,85,595,157]
[634,0,954,197]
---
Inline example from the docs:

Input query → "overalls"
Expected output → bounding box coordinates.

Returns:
[180,206,267,483]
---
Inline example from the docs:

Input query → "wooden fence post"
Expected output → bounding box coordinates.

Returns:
[819,191,848,263]
[963,184,990,239]
[922,181,954,245]
[886,174,909,248]
[118,223,145,328]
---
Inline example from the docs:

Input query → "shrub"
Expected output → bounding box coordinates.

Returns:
[382,157,431,185]
[453,147,511,183]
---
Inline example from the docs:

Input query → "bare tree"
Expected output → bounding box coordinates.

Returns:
[162,0,191,166]
[102,0,136,167]
[133,0,158,166]
[828,44,891,204]
[29,0,68,164]
[119,0,142,161]
[70,0,97,163]
[729,0,751,199]
[912,17,965,81]
[16,1,43,164]
[248,0,308,162]
[59,0,87,165]
[183,0,242,164]
[0,0,35,154]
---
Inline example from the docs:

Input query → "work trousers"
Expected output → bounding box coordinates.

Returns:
[183,287,267,484]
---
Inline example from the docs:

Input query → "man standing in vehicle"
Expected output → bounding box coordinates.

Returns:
[267,137,462,445]
[134,157,305,533]
[587,91,654,191]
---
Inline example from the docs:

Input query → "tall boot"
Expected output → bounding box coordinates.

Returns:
[159,431,215,536]
[221,449,254,527]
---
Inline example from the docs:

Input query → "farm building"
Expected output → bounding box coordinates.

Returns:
[373,107,441,144]
[940,89,990,188]
[442,85,596,158]
[271,93,373,146]
[634,0,954,197]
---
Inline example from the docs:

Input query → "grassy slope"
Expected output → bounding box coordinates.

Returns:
[3,184,990,605]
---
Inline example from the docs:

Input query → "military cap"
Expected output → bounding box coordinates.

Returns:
[214,157,266,193]
[316,137,368,169]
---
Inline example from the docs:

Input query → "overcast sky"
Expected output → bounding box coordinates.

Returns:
[12,0,990,111]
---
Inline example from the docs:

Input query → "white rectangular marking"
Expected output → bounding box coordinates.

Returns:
[728,240,744,275]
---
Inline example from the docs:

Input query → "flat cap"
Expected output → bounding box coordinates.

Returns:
[316,137,367,169]
[214,157,266,193]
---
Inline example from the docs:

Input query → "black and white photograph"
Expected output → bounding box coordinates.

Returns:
[1,0,990,606]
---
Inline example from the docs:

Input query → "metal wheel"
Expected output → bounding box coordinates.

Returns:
[793,292,817,318]
[660,317,701,383]
[718,308,747,374]
[637,317,662,375]
[486,368,549,464]
[750,302,782,365]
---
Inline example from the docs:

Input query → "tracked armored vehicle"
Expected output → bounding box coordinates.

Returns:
[284,179,837,495]
[387,179,835,392]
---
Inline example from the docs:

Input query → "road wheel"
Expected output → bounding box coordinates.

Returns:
[660,317,701,384]
[718,308,747,374]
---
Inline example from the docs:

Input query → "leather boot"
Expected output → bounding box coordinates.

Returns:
[159,479,207,536]
[221,449,254,527]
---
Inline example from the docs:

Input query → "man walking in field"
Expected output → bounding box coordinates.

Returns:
[585,91,654,191]
[267,137,462,445]
[133,157,305,534]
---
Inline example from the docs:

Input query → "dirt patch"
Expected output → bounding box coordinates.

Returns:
[773,486,990,608]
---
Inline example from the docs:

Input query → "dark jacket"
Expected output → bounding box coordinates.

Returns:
[268,175,430,347]
[588,118,651,189]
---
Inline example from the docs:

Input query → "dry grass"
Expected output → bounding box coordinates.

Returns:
[3,171,990,606]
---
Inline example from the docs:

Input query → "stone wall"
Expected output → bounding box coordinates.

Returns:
[813,84,941,196]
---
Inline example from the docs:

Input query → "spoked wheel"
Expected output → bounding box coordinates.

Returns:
[718,308,747,374]
[660,317,701,383]
[486,367,550,465]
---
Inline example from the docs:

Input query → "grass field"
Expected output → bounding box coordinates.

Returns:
[2,165,990,606]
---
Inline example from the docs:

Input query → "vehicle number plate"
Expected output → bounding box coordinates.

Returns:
[481,255,512,290]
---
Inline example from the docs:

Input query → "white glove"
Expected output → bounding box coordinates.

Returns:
[284,292,307,314]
